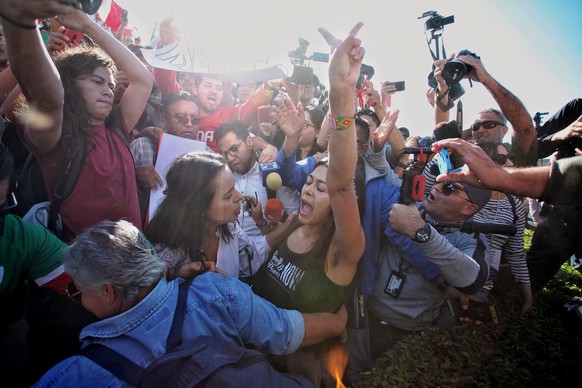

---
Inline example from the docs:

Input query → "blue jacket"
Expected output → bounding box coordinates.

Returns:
[34,274,303,387]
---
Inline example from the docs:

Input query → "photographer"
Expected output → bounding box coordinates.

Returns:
[431,52,537,167]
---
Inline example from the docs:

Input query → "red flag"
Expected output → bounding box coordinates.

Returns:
[104,0,123,32]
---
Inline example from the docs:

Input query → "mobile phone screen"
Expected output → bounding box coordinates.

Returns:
[447,298,499,324]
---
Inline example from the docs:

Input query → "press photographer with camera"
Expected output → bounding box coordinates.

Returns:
[431,51,537,168]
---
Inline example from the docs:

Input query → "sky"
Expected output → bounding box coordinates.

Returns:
[110,0,582,138]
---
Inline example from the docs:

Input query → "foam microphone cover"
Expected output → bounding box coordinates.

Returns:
[264,198,285,223]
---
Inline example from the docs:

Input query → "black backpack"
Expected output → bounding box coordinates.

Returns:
[81,279,313,387]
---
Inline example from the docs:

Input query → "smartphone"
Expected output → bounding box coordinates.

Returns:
[121,9,129,21]
[382,80,406,92]
[447,298,499,324]
[257,105,275,124]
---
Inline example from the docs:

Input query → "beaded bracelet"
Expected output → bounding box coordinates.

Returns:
[0,10,37,30]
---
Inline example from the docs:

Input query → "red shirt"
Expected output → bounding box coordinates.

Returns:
[32,124,142,242]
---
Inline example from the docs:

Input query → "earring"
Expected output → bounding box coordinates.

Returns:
[107,299,110,303]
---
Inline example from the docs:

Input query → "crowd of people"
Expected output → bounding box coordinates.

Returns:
[1,1,581,387]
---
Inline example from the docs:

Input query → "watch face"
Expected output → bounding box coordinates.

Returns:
[415,225,431,243]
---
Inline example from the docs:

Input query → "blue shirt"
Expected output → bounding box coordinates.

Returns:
[34,273,304,387]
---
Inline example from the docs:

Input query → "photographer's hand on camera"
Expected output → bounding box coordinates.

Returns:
[457,53,490,84]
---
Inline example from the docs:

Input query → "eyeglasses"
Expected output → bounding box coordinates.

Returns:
[304,121,315,129]
[491,153,513,165]
[169,114,201,126]
[471,120,504,132]
[221,141,244,158]
[440,182,471,202]
[66,282,84,303]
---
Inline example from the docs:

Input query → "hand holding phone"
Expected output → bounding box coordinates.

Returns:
[382,80,406,94]
[447,298,499,324]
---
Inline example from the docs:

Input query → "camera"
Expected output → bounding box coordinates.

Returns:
[441,49,480,85]
[65,0,103,15]
[419,11,454,31]
[416,120,461,149]
[288,37,329,66]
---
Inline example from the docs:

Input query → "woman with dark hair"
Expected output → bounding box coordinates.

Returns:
[250,23,366,385]
[297,106,325,160]
[145,151,291,280]
[474,141,533,314]
[2,4,154,242]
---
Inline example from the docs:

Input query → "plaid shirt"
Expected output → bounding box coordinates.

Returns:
[130,136,158,166]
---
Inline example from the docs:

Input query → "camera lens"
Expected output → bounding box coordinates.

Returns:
[81,0,103,15]
[441,60,466,85]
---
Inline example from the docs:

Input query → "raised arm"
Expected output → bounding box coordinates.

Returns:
[321,22,366,283]
[0,1,72,152]
[55,10,154,135]
[460,54,537,165]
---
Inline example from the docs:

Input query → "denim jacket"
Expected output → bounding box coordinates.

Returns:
[34,273,304,387]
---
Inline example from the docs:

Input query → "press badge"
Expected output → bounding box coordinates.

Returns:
[384,270,406,298]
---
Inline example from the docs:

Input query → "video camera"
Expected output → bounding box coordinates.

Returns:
[420,10,455,31]
[288,37,329,67]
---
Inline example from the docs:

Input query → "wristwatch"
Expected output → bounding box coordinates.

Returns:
[413,223,431,243]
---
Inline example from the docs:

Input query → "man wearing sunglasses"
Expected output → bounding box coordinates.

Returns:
[365,174,491,360]
[130,91,206,224]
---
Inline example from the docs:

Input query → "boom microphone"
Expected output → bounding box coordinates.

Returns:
[264,198,285,223]
[427,220,517,236]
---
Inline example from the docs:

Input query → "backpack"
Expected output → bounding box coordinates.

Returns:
[80,279,312,388]
[17,126,129,238]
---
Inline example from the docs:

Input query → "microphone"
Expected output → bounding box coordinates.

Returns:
[264,198,285,223]
[259,162,282,190]
[427,220,517,236]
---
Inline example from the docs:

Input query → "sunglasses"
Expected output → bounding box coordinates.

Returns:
[471,120,504,132]
[491,153,513,165]
[66,282,84,303]
[170,114,201,125]
[440,182,471,202]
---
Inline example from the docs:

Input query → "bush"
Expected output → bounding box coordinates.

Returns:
[355,230,582,387]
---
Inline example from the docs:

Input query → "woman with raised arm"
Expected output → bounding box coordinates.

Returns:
[251,22,366,385]
[0,1,153,242]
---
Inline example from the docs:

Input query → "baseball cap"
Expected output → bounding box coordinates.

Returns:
[450,168,491,210]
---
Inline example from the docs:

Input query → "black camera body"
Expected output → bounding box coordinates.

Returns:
[66,0,102,15]
[441,49,480,85]
[420,11,454,30]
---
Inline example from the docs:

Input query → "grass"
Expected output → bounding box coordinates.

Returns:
[354,229,582,387]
